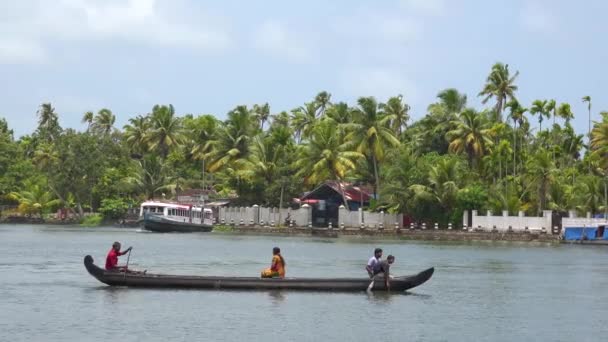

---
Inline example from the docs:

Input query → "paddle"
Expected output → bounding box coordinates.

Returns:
[367,276,374,292]
[123,247,132,283]
[125,247,132,270]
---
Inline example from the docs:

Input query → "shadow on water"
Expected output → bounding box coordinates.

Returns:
[366,290,431,303]
[267,291,286,303]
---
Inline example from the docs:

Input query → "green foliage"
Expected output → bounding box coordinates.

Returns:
[6,63,608,227]
[80,213,103,227]
[212,224,234,232]
[99,198,131,219]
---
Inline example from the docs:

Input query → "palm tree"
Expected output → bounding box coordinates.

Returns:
[529,99,550,133]
[314,91,332,116]
[82,111,94,132]
[189,115,219,167]
[575,175,603,215]
[252,103,270,131]
[582,95,592,141]
[446,109,493,168]
[344,96,401,199]
[146,104,184,159]
[379,95,410,136]
[240,134,283,186]
[291,102,319,143]
[123,115,150,155]
[546,100,557,128]
[92,108,116,135]
[36,103,60,141]
[410,158,460,214]
[506,99,527,175]
[478,63,519,122]
[206,105,256,172]
[128,155,175,199]
[380,146,417,213]
[583,95,592,173]
[294,120,363,207]
[325,102,352,125]
[8,181,61,219]
[591,120,608,169]
[437,88,467,114]
[557,103,574,126]
[526,149,556,213]
[270,111,291,129]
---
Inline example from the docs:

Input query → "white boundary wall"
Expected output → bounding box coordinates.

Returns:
[218,205,312,227]
[468,210,552,232]
[217,205,401,229]
[338,207,403,229]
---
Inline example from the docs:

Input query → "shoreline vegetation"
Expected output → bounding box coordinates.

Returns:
[1,62,608,232]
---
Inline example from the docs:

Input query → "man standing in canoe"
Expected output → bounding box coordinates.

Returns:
[366,248,383,277]
[105,241,132,271]
[261,247,286,278]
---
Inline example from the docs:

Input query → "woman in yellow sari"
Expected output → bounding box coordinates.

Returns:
[261,247,286,278]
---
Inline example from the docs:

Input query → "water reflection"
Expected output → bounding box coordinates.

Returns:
[267,291,286,303]
[366,290,432,304]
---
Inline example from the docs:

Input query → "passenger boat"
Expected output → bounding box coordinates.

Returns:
[139,201,213,233]
[83,255,434,292]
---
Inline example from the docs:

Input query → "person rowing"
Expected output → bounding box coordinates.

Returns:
[261,247,286,278]
[105,241,132,272]
[366,248,383,278]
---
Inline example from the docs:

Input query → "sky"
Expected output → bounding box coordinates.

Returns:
[1,0,607,137]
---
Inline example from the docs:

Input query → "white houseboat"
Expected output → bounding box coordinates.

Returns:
[139,201,214,233]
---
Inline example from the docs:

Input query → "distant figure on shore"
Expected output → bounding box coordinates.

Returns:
[261,247,286,278]
[105,241,132,271]
[366,248,383,277]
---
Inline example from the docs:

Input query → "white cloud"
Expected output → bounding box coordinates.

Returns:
[520,1,557,34]
[0,0,231,63]
[332,7,423,45]
[400,0,447,16]
[339,67,418,101]
[252,20,317,64]
[0,37,47,64]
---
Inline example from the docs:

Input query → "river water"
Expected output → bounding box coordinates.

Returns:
[1,224,607,342]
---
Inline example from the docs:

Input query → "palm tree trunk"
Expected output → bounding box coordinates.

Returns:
[373,156,380,201]
[513,119,517,176]
[337,180,350,212]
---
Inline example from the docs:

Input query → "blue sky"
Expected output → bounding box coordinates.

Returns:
[1,0,607,137]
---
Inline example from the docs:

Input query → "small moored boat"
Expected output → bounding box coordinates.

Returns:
[84,255,433,292]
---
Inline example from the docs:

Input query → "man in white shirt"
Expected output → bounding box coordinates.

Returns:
[366,248,383,278]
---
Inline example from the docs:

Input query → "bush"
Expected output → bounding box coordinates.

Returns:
[212,225,233,232]
[80,213,103,227]
[99,198,130,220]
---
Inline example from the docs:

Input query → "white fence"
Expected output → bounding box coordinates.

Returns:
[218,205,312,227]
[217,205,402,229]
[465,210,552,232]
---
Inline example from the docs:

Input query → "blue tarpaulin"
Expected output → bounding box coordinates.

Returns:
[564,227,598,240]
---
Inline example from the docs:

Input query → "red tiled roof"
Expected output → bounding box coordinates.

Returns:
[300,181,371,203]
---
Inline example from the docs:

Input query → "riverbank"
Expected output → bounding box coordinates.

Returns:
[0,219,560,242]
[216,226,560,242]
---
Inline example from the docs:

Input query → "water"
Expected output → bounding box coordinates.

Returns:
[1,224,607,342]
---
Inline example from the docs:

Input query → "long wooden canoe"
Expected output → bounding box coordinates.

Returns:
[84,255,433,292]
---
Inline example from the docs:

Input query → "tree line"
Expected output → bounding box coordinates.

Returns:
[1,62,608,225]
